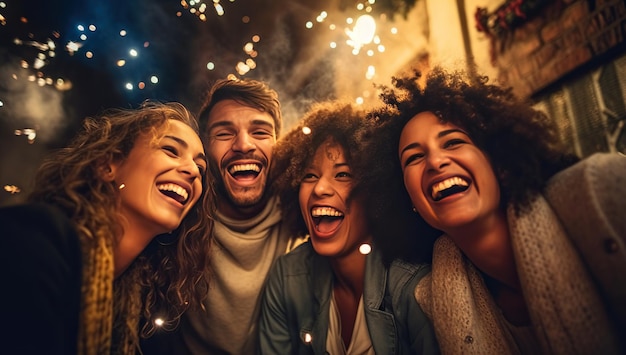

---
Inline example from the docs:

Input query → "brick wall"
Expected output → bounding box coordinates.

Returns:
[491,0,626,99]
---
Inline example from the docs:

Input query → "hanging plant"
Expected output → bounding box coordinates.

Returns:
[475,0,554,38]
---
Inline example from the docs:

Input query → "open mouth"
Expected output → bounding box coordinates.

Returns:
[228,163,261,180]
[311,206,344,234]
[430,176,469,202]
[158,183,190,205]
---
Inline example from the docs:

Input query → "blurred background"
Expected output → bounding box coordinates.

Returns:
[1,0,625,206]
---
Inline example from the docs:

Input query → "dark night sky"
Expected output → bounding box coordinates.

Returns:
[0,0,425,206]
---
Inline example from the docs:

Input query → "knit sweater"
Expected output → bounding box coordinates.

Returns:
[180,195,303,354]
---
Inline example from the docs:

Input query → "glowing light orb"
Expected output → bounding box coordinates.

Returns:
[150,76,159,84]
[129,49,138,57]
[4,185,21,194]
[214,3,224,16]
[359,243,371,255]
[206,62,215,70]
[154,318,165,326]
[345,14,376,48]
[304,333,313,343]
[305,21,313,29]
[125,83,133,90]
[302,126,311,135]
[120,30,127,36]
[66,41,81,53]
[365,65,375,80]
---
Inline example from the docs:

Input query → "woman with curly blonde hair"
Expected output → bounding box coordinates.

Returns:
[0,101,215,355]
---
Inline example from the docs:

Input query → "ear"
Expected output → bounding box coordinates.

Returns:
[98,160,119,182]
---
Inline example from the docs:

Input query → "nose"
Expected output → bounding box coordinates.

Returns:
[312,176,334,197]
[231,132,256,153]
[425,148,450,172]
[178,158,202,181]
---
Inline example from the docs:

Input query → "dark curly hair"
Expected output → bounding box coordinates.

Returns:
[365,66,579,264]
[270,101,373,238]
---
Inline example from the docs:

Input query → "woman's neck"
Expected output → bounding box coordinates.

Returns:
[448,209,520,290]
[113,220,158,278]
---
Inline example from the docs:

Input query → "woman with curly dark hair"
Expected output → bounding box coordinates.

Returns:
[0,101,215,355]
[259,101,438,354]
[367,66,625,354]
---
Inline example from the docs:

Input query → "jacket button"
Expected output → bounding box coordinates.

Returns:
[464,335,473,344]
[604,238,619,253]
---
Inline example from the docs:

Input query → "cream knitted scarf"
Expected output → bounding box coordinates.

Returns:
[415,194,620,354]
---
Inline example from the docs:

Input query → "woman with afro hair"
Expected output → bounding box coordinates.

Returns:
[258,100,439,354]
[366,66,626,354]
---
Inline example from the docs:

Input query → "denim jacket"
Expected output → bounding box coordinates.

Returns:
[259,241,439,354]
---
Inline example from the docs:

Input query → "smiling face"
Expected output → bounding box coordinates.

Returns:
[205,99,276,218]
[299,140,369,258]
[111,119,207,236]
[398,111,501,236]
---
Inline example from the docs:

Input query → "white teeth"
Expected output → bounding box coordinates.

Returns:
[229,164,261,174]
[311,207,344,217]
[431,177,469,199]
[158,183,189,202]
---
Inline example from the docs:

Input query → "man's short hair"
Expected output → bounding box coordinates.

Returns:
[198,78,282,137]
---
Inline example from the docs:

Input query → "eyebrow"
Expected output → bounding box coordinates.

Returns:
[164,135,207,162]
[399,128,467,155]
[207,119,275,132]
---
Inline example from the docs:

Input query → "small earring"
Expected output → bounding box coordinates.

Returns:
[412,206,417,213]
[118,183,125,190]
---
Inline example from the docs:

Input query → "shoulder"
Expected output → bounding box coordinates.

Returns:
[546,153,626,219]
[272,241,317,275]
[0,202,77,241]
[549,153,626,186]
[0,202,81,257]
[388,258,432,285]
[380,254,432,305]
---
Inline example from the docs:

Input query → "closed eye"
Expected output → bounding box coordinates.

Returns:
[163,145,179,156]
[252,129,273,139]
[302,173,318,182]
[443,138,466,148]
[403,152,424,167]
[196,163,207,177]
[213,132,236,141]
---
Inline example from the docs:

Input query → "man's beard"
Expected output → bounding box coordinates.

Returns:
[210,155,269,209]
[214,175,266,208]
[217,183,265,208]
